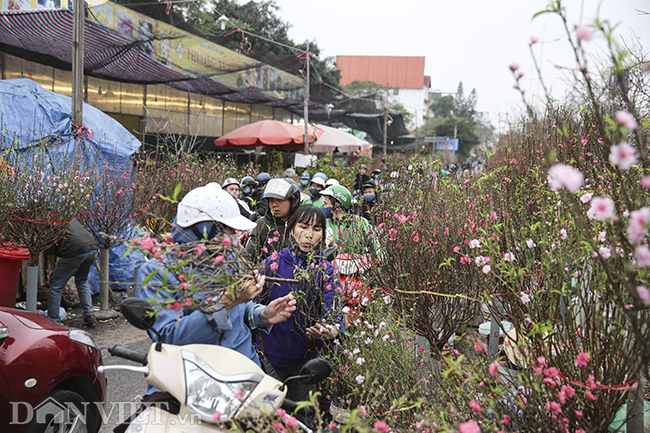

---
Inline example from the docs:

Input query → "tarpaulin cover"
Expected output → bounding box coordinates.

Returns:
[87,242,145,294]
[0,78,143,293]
[340,112,412,143]
[0,78,140,159]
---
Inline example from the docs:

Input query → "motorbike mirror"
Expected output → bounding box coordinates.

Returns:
[322,247,337,263]
[120,298,156,330]
[297,358,332,384]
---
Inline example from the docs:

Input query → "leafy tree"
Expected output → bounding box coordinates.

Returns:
[420,116,479,157]
[454,81,477,118]
[430,95,456,118]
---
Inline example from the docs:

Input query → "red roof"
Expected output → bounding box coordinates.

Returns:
[336,56,425,89]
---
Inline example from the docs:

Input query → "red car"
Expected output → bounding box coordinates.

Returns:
[0,307,106,433]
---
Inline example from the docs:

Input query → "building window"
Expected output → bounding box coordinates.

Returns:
[393,88,399,96]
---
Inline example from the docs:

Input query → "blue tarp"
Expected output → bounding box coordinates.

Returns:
[0,78,143,293]
[0,78,140,159]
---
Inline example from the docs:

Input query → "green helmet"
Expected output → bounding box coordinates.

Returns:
[320,185,352,210]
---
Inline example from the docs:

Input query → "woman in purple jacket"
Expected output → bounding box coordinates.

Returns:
[257,205,343,403]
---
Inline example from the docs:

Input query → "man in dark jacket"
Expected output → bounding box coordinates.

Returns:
[354,179,382,225]
[353,164,371,194]
[245,178,301,265]
[45,218,98,325]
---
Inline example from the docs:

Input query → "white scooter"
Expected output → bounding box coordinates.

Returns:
[100,298,333,433]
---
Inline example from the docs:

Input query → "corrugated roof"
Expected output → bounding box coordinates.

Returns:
[336,55,425,89]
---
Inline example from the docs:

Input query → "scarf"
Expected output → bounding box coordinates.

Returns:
[288,233,323,261]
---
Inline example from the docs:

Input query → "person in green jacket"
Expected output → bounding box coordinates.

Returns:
[302,176,326,208]
[319,185,379,258]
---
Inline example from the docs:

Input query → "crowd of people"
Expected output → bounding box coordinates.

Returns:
[133,164,389,424]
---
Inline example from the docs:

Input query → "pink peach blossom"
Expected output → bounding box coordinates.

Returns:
[470,400,483,412]
[530,35,539,44]
[509,62,519,71]
[634,245,650,267]
[504,252,515,262]
[609,142,636,170]
[615,111,638,130]
[575,352,589,367]
[637,286,650,306]
[459,420,480,433]
[373,421,389,432]
[576,25,593,41]
[548,164,584,193]
[580,193,593,203]
[482,265,491,274]
[520,292,531,304]
[628,207,650,244]
[598,246,611,259]
[587,197,615,221]
[641,176,650,189]
[489,361,499,377]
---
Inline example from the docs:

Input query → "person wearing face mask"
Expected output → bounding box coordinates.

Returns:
[245,178,302,264]
[240,176,257,208]
[353,163,371,195]
[302,176,326,208]
[298,172,310,201]
[354,179,382,225]
[252,172,271,217]
[256,204,344,406]
[320,185,378,257]
[223,177,257,222]
[133,184,297,402]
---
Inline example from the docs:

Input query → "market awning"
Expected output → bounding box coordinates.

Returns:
[0,9,303,107]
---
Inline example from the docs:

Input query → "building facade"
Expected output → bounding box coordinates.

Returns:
[336,55,431,129]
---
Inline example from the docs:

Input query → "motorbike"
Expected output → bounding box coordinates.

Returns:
[99,298,333,433]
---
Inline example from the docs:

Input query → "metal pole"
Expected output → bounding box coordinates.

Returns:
[303,42,310,154]
[383,85,388,157]
[99,248,109,310]
[626,369,645,432]
[72,0,84,127]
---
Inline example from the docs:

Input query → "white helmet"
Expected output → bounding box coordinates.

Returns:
[325,178,340,187]
[176,184,255,231]
[222,178,239,189]
[310,177,326,188]
[390,171,399,179]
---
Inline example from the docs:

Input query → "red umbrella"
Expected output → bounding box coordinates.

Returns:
[214,120,322,149]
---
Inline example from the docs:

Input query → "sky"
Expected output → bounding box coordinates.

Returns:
[270,0,649,129]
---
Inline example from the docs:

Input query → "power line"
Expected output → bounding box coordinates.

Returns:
[116,0,200,6]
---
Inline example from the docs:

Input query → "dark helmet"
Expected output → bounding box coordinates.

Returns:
[241,176,256,189]
[360,164,368,170]
[362,179,376,190]
[256,172,271,186]
[263,178,302,211]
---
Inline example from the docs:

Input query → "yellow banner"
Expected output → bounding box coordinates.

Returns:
[88,0,302,99]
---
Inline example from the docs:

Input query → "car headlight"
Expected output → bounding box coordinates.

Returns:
[69,328,99,349]
[182,350,262,422]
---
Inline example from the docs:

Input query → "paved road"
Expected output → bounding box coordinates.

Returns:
[84,315,152,433]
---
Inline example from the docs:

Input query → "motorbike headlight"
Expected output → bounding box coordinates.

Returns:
[182,351,262,422]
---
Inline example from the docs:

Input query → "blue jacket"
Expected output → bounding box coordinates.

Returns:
[257,247,343,367]
[135,220,272,394]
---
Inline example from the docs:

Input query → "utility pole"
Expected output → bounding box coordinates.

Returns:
[71,0,84,128]
[303,42,310,154]
[382,85,388,157]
